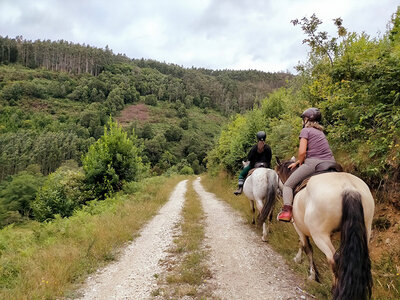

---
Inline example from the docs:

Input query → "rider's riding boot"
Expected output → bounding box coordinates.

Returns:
[277,205,293,222]
[234,179,244,195]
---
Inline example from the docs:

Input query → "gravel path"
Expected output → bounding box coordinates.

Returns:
[78,180,188,300]
[193,177,305,300]
[77,178,308,300]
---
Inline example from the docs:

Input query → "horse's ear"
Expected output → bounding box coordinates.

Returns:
[290,156,296,162]
[275,156,281,166]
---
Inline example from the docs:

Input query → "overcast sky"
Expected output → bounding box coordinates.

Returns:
[0,0,398,73]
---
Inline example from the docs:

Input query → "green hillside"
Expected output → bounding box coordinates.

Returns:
[0,37,290,227]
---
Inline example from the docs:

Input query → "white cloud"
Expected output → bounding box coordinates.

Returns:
[0,0,398,72]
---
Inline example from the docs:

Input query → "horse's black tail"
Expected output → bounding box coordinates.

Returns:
[257,184,277,226]
[333,190,372,300]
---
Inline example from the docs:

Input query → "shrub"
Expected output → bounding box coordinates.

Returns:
[0,171,44,219]
[82,118,144,199]
[180,165,194,175]
[1,82,24,101]
[165,125,183,142]
[31,167,90,221]
[144,94,158,106]
[105,88,124,113]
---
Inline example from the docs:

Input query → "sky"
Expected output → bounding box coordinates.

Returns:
[0,0,398,73]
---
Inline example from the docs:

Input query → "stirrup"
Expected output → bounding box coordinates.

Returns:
[234,186,243,195]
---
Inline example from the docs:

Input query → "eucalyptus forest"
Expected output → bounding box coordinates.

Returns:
[0,7,399,300]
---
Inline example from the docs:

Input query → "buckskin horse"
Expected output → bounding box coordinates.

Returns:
[242,161,279,241]
[275,157,374,300]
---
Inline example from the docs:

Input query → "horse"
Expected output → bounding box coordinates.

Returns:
[275,157,375,300]
[241,161,279,241]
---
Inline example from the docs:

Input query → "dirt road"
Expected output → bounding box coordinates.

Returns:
[78,180,188,299]
[77,178,306,299]
[193,177,303,299]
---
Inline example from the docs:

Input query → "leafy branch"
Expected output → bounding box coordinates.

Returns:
[291,14,347,66]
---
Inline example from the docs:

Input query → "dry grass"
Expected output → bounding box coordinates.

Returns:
[156,177,212,299]
[202,171,400,300]
[0,175,185,299]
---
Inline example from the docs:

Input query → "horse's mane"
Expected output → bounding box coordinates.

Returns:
[275,159,299,183]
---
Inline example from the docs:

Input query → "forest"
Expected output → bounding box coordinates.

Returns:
[0,35,290,226]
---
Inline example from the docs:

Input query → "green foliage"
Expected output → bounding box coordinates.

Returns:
[31,167,90,221]
[140,123,154,140]
[0,170,44,226]
[180,165,194,175]
[82,118,145,199]
[105,88,125,113]
[144,94,158,106]
[165,125,183,142]
[207,109,267,174]
[291,14,347,66]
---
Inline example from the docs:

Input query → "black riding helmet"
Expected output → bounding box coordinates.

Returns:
[256,131,266,141]
[301,108,322,122]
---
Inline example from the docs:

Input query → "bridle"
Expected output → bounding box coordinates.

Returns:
[275,169,285,192]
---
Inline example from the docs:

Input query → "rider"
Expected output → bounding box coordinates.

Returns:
[277,108,336,222]
[234,131,272,195]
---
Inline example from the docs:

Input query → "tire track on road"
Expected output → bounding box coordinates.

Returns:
[78,180,188,300]
[193,177,305,300]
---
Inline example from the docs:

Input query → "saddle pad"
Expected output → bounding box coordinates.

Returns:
[245,166,269,180]
[293,167,343,196]
[247,168,257,178]
[294,177,310,195]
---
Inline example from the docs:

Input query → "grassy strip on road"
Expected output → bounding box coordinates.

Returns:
[0,175,185,300]
[154,177,212,299]
[201,172,400,300]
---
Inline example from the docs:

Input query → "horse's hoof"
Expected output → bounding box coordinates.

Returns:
[307,274,316,281]
[262,236,268,242]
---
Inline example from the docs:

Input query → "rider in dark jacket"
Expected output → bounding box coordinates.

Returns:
[234,131,272,195]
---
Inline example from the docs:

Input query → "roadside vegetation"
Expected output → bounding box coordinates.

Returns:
[154,178,212,298]
[0,174,184,299]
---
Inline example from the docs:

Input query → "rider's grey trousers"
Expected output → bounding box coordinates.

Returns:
[282,158,336,206]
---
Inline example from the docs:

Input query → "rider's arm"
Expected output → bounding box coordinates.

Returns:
[289,138,308,169]
[297,138,307,164]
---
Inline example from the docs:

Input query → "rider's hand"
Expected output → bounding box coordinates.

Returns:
[288,162,298,170]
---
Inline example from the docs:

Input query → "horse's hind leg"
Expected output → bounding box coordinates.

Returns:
[311,232,337,286]
[250,200,256,225]
[311,233,335,268]
[293,223,319,282]
[262,222,269,242]
[303,236,320,282]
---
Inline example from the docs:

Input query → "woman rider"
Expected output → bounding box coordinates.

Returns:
[277,108,336,222]
[234,131,272,195]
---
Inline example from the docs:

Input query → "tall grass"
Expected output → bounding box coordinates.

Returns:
[201,172,400,300]
[0,175,185,299]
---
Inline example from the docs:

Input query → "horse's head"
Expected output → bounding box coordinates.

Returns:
[275,156,298,183]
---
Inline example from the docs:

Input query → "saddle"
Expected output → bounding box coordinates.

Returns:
[246,162,269,179]
[294,162,343,196]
